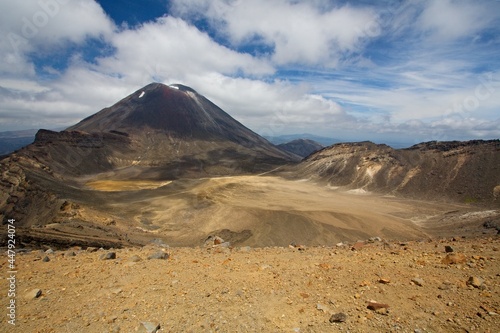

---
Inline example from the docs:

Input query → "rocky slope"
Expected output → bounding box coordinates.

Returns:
[294,140,500,205]
[3,237,499,332]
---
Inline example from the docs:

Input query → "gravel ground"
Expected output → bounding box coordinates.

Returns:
[2,237,499,333]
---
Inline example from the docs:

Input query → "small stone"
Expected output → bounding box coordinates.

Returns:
[26,289,42,299]
[65,251,76,257]
[147,251,169,260]
[110,288,122,295]
[375,307,388,315]
[411,277,424,287]
[289,242,306,251]
[205,235,224,247]
[442,253,466,265]
[100,252,116,260]
[137,321,160,333]
[351,241,365,251]
[438,281,454,290]
[329,312,348,323]
[42,256,50,262]
[466,276,484,289]
[128,255,143,262]
[379,278,390,284]
[316,303,330,313]
[150,238,169,248]
[367,301,390,311]
[444,245,454,253]
[86,247,98,253]
[45,248,54,254]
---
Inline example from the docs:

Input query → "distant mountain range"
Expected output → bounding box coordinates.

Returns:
[0,129,38,156]
[277,139,324,158]
[0,128,334,157]
[265,133,340,146]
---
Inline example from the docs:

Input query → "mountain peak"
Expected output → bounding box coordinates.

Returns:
[139,82,197,93]
[67,82,223,137]
[60,82,298,176]
[168,83,197,93]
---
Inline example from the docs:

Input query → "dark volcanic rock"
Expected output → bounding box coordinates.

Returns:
[329,312,348,323]
[147,251,169,260]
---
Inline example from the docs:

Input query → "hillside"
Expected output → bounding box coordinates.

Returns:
[277,139,324,158]
[294,140,500,205]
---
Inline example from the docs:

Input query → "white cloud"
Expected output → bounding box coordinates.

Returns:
[182,73,347,136]
[0,79,50,93]
[170,0,377,66]
[1,0,114,48]
[96,16,274,83]
[0,0,115,77]
[0,0,117,130]
[418,0,494,42]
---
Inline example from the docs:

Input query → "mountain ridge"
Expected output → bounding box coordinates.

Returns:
[293,139,500,204]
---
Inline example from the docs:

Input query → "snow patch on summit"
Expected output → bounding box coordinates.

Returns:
[169,85,179,90]
[139,91,145,98]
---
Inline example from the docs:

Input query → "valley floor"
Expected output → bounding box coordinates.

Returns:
[2,237,499,332]
[27,175,497,248]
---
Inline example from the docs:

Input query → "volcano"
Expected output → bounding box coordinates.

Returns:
[32,83,298,178]
[68,83,276,145]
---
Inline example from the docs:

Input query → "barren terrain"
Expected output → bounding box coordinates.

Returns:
[3,175,500,332]
[10,174,497,249]
[2,237,499,332]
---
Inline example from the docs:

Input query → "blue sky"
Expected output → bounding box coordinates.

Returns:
[0,0,499,145]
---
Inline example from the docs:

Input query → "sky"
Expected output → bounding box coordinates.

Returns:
[0,0,499,146]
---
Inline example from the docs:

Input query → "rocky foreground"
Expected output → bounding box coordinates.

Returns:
[2,237,499,333]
